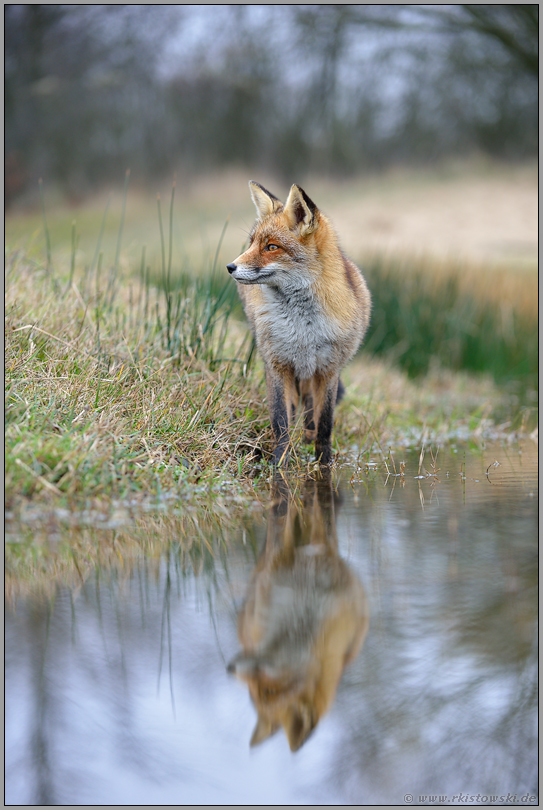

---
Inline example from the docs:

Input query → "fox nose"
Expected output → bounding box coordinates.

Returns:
[227,263,237,275]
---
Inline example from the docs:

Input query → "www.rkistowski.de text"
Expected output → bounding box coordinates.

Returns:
[403,793,537,805]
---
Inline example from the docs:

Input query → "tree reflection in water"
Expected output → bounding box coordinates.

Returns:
[5,446,539,804]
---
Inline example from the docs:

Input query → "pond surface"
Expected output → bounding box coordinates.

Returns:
[5,443,538,806]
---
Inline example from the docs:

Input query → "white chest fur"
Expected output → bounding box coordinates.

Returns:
[254,285,343,379]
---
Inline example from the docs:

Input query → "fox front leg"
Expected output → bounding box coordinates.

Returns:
[313,375,340,465]
[266,367,297,466]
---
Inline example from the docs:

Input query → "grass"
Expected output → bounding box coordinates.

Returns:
[362,256,538,392]
[5,255,264,506]
[5,502,262,604]
[5,178,537,524]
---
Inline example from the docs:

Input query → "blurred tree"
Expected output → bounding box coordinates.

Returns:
[415,5,538,75]
[287,4,538,170]
[167,7,280,171]
[4,4,538,203]
[5,5,182,201]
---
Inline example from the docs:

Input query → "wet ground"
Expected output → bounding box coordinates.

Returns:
[5,443,538,806]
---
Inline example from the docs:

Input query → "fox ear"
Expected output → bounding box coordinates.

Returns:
[284,703,318,752]
[284,185,319,236]
[249,181,283,220]
[250,714,280,747]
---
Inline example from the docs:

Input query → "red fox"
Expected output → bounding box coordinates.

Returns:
[227,474,369,752]
[227,181,371,465]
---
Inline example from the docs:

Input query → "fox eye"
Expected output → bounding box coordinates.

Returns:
[265,243,280,252]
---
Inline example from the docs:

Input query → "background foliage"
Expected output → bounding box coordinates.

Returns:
[5,5,538,203]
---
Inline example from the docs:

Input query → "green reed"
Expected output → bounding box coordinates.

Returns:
[362,257,538,392]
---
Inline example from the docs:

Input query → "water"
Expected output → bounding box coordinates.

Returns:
[5,443,538,806]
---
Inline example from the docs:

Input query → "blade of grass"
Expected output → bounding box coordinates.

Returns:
[89,193,112,298]
[38,178,52,275]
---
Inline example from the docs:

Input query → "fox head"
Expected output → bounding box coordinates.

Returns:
[227,651,321,752]
[227,181,330,288]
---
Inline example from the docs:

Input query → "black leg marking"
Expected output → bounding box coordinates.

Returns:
[270,377,290,466]
[315,382,337,465]
[336,378,345,404]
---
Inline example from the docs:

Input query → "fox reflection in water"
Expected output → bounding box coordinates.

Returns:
[228,474,369,752]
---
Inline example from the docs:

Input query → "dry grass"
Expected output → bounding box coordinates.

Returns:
[6,159,537,284]
[360,251,537,320]
[5,251,269,511]
[6,243,525,519]
[317,160,538,271]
